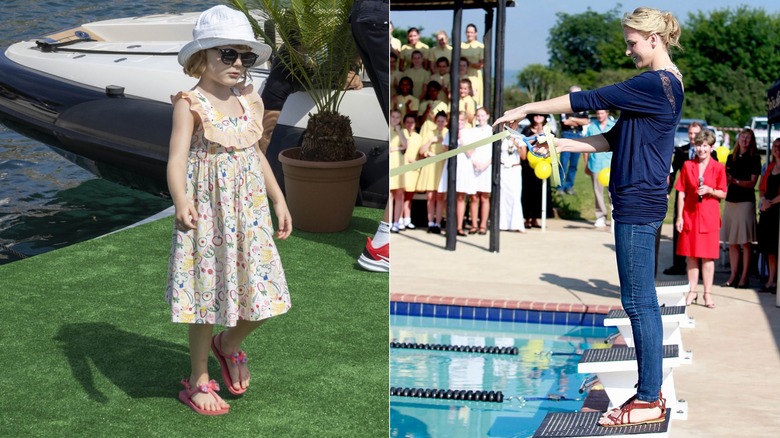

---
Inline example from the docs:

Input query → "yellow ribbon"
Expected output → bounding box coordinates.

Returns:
[390,131,510,177]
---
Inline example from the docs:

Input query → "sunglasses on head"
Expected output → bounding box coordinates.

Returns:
[213,48,259,67]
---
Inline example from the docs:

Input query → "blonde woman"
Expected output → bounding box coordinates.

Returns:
[496,7,683,427]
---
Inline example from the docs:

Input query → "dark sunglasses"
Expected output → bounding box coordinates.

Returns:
[213,48,258,67]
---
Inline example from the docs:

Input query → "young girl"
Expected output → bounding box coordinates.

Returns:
[417,111,449,233]
[458,77,476,126]
[167,5,292,416]
[393,76,419,121]
[417,81,448,140]
[389,109,407,233]
[401,114,422,230]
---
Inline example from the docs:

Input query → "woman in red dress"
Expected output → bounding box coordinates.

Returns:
[675,130,727,308]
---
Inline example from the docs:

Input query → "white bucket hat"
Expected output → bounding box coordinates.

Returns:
[178,5,272,67]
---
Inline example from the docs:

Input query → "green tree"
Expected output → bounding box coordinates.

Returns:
[547,5,630,75]
[515,64,568,101]
[678,6,780,126]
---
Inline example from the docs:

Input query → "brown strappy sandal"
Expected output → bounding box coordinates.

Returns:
[600,393,666,427]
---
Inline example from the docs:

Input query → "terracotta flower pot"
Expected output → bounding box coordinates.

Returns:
[278,147,367,232]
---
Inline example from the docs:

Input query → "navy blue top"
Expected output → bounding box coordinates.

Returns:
[570,70,684,223]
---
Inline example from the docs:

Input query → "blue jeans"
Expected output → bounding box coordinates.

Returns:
[614,220,664,402]
[558,131,581,190]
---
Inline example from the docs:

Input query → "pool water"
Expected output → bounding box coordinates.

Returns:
[390,314,616,438]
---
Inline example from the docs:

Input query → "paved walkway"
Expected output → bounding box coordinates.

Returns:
[390,219,780,437]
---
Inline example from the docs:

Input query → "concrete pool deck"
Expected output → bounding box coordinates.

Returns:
[390,219,780,437]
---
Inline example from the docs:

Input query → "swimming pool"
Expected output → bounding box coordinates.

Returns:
[390,314,616,437]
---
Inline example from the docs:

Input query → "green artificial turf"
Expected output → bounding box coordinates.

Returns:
[0,207,387,437]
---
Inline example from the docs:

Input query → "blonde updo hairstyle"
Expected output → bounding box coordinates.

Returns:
[183,44,254,79]
[621,7,682,52]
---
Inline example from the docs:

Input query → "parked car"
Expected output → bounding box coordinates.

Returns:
[745,116,780,150]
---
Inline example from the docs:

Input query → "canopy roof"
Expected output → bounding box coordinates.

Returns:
[390,0,515,11]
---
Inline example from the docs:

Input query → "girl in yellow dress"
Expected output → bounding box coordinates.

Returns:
[457,78,477,126]
[461,23,484,106]
[401,114,422,230]
[417,111,449,233]
[389,109,407,233]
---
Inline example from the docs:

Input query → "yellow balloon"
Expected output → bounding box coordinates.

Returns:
[597,168,610,187]
[527,152,540,169]
[716,146,729,164]
[534,161,552,180]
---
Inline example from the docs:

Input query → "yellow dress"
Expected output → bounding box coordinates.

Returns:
[417,128,449,192]
[459,95,477,121]
[404,67,430,99]
[389,128,405,190]
[403,129,422,192]
[394,95,419,119]
[418,99,449,140]
[399,42,429,69]
[427,45,452,67]
[461,40,484,106]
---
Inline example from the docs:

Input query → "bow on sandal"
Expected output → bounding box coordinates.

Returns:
[600,393,666,427]
[178,379,229,416]
[212,332,249,395]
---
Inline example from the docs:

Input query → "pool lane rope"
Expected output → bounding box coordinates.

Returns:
[390,341,519,355]
[390,387,504,403]
[389,387,582,403]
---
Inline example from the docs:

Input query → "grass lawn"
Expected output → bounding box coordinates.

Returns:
[0,206,387,437]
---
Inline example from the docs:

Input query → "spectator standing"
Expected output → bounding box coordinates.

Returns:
[457,77,476,126]
[499,120,527,232]
[468,107,493,234]
[428,57,452,102]
[461,23,484,107]
[399,27,428,71]
[757,138,780,293]
[389,109,407,233]
[393,76,419,120]
[418,111,449,234]
[721,129,762,288]
[521,114,553,229]
[583,109,615,228]
[438,112,475,236]
[428,31,452,73]
[418,81,448,139]
[558,86,589,194]
[663,121,703,275]
[675,130,727,308]
[401,114,422,230]
[390,21,401,57]
[405,50,430,100]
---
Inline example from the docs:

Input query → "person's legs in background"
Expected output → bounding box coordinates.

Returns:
[350,0,390,272]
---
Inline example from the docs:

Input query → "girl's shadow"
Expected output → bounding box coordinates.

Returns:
[54,322,206,403]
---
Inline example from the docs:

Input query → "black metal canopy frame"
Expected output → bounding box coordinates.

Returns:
[391,0,514,252]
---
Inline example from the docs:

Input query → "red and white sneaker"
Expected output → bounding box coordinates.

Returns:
[357,237,389,273]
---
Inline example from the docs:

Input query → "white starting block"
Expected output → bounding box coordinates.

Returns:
[604,306,693,364]
[655,281,695,328]
[533,410,672,438]
[578,345,687,421]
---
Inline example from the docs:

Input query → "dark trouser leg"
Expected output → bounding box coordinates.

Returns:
[350,0,389,123]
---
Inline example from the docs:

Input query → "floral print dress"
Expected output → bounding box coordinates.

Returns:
[166,86,291,327]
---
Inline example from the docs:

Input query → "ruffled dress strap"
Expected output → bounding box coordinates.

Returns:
[173,86,265,150]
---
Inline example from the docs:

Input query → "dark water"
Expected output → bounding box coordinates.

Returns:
[0,0,216,264]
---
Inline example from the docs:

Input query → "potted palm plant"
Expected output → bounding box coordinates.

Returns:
[231,0,366,232]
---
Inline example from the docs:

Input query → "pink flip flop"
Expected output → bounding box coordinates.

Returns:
[211,332,248,395]
[178,379,229,416]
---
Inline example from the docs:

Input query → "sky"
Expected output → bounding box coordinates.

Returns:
[391,0,780,72]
